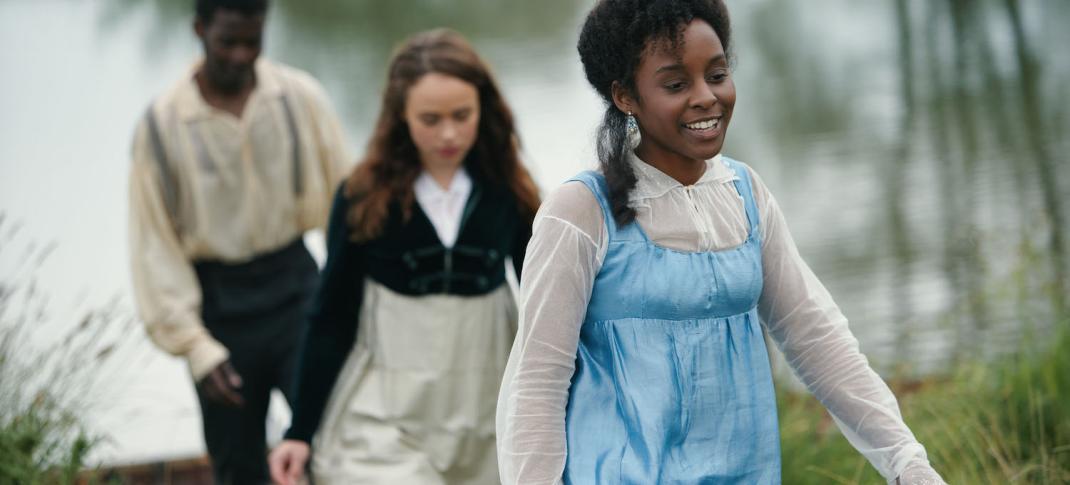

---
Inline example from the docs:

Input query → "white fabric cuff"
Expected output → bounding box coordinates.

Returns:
[187,337,229,381]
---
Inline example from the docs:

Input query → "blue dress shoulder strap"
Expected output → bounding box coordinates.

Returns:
[567,170,618,240]
[723,157,761,239]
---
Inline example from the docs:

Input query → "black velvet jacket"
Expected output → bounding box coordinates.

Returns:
[285,176,532,443]
[367,180,528,296]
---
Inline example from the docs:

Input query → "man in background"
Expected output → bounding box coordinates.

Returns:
[128,0,350,481]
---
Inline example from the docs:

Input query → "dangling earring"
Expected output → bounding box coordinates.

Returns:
[626,111,639,137]
[625,111,640,149]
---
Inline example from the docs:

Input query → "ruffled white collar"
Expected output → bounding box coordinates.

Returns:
[628,151,736,203]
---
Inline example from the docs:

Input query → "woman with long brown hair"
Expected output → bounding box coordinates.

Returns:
[269,29,539,484]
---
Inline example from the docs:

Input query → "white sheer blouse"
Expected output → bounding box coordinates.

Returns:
[496,152,946,484]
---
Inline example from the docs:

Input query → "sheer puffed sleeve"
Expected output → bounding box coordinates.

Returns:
[496,181,608,485]
[750,166,945,484]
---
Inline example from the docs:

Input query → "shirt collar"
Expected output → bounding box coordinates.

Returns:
[414,168,472,200]
[174,58,284,122]
[627,150,735,202]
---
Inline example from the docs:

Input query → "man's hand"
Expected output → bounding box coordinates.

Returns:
[269,440,311,485]
[197,360,245,407]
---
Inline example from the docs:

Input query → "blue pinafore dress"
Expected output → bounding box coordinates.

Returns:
[564,158,781,484]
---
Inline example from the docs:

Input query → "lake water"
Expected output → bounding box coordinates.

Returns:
[1,0,1067,465]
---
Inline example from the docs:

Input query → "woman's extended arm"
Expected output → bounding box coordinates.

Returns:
[750,167,945,484]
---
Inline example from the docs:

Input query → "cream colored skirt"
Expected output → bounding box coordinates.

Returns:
[311,279,517,484]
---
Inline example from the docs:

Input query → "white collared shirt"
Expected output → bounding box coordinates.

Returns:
[128,58,351,379]
[414,169,472,248]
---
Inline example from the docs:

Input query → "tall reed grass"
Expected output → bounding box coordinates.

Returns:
[0,215,132,484]
[780,321,1070,484]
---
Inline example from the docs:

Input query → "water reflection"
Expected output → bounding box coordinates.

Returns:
[745,0,857,150]
[87,0,1068,369]
[889,0,916,357]
[732,0,1069,369]
[903,0,1067,363]
[97,0,585,42]
[96,0,588,133]
[1002,0,1068,314]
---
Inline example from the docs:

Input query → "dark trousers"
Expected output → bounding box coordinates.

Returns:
[194,239,318,485]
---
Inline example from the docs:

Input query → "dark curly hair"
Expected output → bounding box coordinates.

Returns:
[578,0,732,225]
[195,0,268,23]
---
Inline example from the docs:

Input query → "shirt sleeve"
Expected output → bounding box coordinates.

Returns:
[128,113,228,381]
[749,166,944,483]
[496,181,607,485]
[303,76,352,204]
[285,184,366,443]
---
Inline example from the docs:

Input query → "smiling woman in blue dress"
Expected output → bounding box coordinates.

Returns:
[496,1,946,484]
[268,29,540,484]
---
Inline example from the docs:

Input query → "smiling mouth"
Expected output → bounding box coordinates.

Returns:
[684,117,721,132]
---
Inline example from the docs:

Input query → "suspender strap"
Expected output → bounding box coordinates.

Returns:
[142,91,305,235]
[144,106,183,234]
[278,95,304,197]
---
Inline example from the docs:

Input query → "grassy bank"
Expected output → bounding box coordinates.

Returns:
[0,315,104,484]
[779,322,1070,484]
[0,219,129,484]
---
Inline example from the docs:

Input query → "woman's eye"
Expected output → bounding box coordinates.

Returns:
[453,111,471,122]
[664,81,686,92]
[707,71,729,83]
[420,115,440,125]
